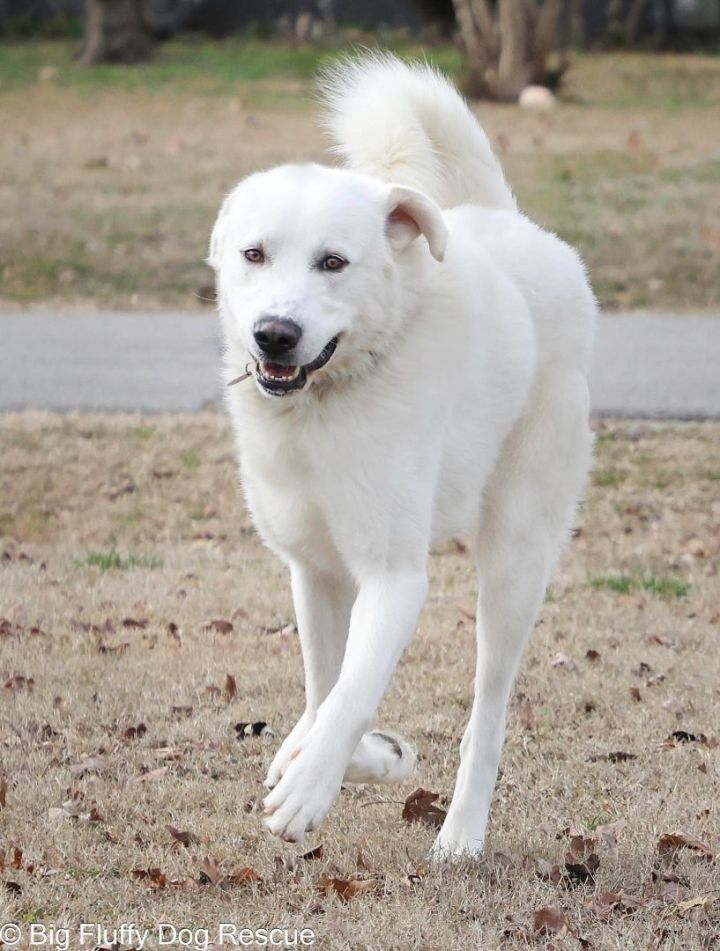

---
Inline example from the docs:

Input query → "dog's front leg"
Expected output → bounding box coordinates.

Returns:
[264,563,355,790]
[264,569,427,842]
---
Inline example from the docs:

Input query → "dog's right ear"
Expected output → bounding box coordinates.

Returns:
[207,192,233,271]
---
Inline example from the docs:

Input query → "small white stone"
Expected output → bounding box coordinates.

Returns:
[519,86,557,110]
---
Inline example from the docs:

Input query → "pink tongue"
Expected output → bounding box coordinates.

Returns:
[263,362,296,379]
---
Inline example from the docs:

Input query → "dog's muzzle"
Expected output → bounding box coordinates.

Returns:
[254,336,339,397]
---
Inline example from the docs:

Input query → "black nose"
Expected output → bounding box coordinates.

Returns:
[253,317,302,358]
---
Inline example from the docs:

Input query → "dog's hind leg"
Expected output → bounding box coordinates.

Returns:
[431,373,593,860]
[264,563,355,789]
[344,730,417,784]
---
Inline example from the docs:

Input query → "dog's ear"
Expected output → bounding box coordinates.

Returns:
[385,185,448,262]
[207,192,233,271]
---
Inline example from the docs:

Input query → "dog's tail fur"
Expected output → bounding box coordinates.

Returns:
[318,52,516,212]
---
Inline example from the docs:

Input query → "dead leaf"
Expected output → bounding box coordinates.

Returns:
[172,705,193,717]
[132,867,169,888]
[585,889,647,918]
[301,844,324,861]
[536,858,565,884]
[0,779,6,808]
[585,649,601,663]
[402,788,447,828]
[677,892,720,916]
[122,617,148,629]
[205,619,234,634]
[629,686,642,702]
[658,832,715,862]
[224,673,237,700]
[167,825,196,848]
[123,723,147,740]
[4,674,35,691]
[319,874,376,901]
[565,835,600,884]
[533,905,571,936]
[226,867,263,885]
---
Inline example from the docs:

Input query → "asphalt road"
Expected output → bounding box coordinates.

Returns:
[1,311,718,419]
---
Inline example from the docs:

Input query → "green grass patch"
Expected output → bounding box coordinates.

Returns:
[590,573,689,599]
[180,450,200,469]
[76,550,163,571]
[593,468,627,488]
[0,37,461,97]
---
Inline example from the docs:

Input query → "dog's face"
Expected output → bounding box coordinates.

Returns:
[209,164,447,398]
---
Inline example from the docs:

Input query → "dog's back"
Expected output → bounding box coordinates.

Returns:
[319,54,516,213]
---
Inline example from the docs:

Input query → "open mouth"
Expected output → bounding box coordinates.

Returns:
[256,336,339,397]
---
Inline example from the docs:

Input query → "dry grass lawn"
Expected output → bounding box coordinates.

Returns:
[1,43,720,313]
[1,412,719,948]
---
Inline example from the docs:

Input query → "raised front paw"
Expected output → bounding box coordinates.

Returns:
[263,737,345,843]
[264,712,313,790]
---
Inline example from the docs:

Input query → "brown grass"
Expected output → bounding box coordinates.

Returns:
[1,49,720,313]
[1,412,719,947]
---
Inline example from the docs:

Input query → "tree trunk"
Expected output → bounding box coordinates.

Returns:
[451,0,566,100]
[78,0,154,66]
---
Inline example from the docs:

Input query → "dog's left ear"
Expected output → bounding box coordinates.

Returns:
[385,185,448,262]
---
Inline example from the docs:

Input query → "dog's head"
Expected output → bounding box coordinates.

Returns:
[208,163,447,398]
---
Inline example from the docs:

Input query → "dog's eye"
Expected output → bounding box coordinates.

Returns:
[244,248,265,264]
[320,254,348,272]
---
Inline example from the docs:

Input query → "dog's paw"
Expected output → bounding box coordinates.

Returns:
[428,816,486,863]
[263,739,344,843]
[264,713,313,790]
[343,731,417,784]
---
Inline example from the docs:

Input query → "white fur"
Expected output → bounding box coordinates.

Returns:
[209,54,596,857]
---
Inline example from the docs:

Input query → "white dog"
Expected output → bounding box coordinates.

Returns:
[209,54,595,858]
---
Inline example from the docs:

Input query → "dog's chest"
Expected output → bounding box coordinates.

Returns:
[236,409,346,569]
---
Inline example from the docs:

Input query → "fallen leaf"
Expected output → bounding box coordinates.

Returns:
[658,832,715,862]
[205,619,234,634]
[629,686,642,702]
[224,673,237,700]
[0,779,6,808]
[584,889,647,918]
[167,825,195,848]
[301,844,324,861]
[565,835,600,884]
[536,858,565,884]
[122,617,148,629]
[585,649,601,663]
[533,905,571,936]
[4,674,35,691]
[132,867,168,888]
[319,874,376,901]
[123,723,147,740]
[172,705,193,717]
[402,788,447,828]
[677,892,720,916]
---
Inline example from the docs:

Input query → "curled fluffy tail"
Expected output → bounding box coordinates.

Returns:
[318,52,516,212]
